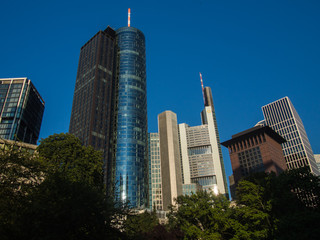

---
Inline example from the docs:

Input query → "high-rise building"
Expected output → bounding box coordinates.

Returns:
[114,26,148,207]
[156,85,229,203]
[69,15,148,208]
[0,78,45,144]
[221,126,287,199]
[158,111,183,210]
[148,133,163,210]
[179,105,228,196]
[178,85,228,197]
[262,97,319,175]
[314,154,320,173]
[69,27,117,189]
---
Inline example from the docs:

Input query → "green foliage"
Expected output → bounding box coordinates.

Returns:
[0,134,125,240]
[123,209,159,239]
[237,167,320,240]
[166,168,320,240]
[0,142,43,238]
[234,180,273,239]
[168,191,237,240]
[37,133,103,187]
[14,172,123,240]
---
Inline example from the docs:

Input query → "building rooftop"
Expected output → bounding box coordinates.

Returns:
[221,126,286,147]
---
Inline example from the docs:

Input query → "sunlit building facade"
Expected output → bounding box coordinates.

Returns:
[314,154,320,174]
[178,87,228,197]
[156,87,229,205]
[262,97,319,175]
[158,111,183,210]
[0,78,44,144]
[148,133,163,210]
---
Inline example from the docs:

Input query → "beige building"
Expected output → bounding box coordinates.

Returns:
[0,138,37,152]
[148,133,163,210]
[158,111,183,210]
[179,105,228,196]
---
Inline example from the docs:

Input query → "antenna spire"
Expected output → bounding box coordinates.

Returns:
[199,72,206,106]
[128,8,131,27]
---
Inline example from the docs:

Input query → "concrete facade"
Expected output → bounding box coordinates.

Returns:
[158,111,182,210]
[148,133,163,210]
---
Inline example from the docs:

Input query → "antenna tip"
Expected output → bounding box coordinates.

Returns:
[128,8,131,27]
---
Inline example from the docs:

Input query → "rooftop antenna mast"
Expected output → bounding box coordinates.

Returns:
[199,72,206,106]
[128,8,131,27]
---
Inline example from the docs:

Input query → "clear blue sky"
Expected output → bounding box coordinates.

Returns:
[1,0,320,182]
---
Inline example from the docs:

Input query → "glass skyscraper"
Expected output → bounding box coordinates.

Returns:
[70,24,148,208]
[114,27,148,207]
[262,97,319,175]
[0,78,45,144]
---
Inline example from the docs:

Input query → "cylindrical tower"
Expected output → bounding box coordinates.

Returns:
[114,27,148,208]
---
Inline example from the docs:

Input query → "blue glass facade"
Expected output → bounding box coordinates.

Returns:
[114,27,148,208]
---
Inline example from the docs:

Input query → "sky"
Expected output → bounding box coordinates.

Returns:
[1,0,320,184]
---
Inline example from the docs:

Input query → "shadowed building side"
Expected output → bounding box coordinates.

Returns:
[0,78,45,145]
[69,27,117,190]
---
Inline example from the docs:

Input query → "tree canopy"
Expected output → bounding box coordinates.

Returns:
[0,133,123,240]
[37,133,103,187]
[167,168,320,240]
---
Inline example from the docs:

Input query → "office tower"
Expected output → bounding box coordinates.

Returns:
[202,86,229,195]
[179,104,228,196]
[158,111,183,210]
[114,26,148,207]
[69,27,117,189]
[148,133,163,210]
[177,81,228,197]
[69,15,148,208]
[221,126,287,199]
[0,78,45,144]
[262,97,319,175]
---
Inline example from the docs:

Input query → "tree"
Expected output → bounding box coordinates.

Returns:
[234,180,273,240]
[236,168,320,240]
[0,141,43,239]
[37,133,103,188]
[13,172,124,240]
[167,191,238,240]
[123,209,159,239]
[0,134,126,240]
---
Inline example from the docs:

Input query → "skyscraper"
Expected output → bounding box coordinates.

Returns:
[262,97,319,175]
[114,26,148,207]
[156,82,229,203]
[69,13,148,208]
[148,133,163,210]
[69,27,117,190]
[179,93,228,197]
[158,111,183,210]
[0,78,45,144]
